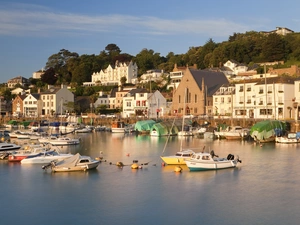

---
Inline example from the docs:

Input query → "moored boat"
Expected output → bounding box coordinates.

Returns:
[275,132,300,144]
[20,150,73,164]
[0,142,21,152]
[43,153,100,172]
[250,120,286,143]
[185,150,241,171]
[160,149,195,165]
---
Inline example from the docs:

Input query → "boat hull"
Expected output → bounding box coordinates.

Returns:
[186,160,237,171]
[52,161,100,172]
[160,156,190,165]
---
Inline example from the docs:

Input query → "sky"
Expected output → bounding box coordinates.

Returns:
[0,0,299,84]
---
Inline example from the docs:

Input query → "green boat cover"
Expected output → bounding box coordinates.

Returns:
[250,120,286,141]
[134,120,157,132]
[150,119,190,136]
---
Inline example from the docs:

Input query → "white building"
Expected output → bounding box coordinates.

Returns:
[213,78,295,120]
[122,89,167,118]
[84,61,138,86]
[23,93,42,117]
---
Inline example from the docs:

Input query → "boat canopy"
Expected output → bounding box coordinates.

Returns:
[55,153,81,167]
[250,120,286,140]
[134,120,157,132]
[150,120,188,136]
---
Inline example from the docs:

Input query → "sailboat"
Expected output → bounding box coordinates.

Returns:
[160,88,195,165]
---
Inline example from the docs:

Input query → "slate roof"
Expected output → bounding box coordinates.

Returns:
[189,69,229,96]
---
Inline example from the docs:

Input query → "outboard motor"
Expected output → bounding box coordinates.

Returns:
[227,154,234,160]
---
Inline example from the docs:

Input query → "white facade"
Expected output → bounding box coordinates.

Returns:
[88,61,138,86]
[23,94,42,117]
[213,81,295,120]
[167,71,184,90]
[224,60,248,75]
[139,70,163,84]
[122,90,167,118]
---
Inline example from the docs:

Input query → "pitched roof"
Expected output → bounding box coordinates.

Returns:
[189,69,229,96]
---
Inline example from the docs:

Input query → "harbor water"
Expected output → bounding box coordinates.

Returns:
[1,131,300,225]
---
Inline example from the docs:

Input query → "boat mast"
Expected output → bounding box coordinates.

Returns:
[265,64,268,119]
[180,88,187,151]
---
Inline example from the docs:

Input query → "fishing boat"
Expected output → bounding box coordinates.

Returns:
[185,150,241,171]
[275,132,300,144]
[42,153,100,172]
[250,120,286,143]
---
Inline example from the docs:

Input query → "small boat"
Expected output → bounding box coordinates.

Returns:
[111,121,127,133]
[74,127,92,133]
[161,149,195,165]
[185,150,241,171]
[48,137,80,146]
[215,126,249,140]
[276,132,300,144]
[8,145,51,162]
[21,150,73,164]
[0,142,21,152]
[43,153,100,172]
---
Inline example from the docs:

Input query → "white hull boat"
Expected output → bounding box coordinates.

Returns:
[276,132,300,144]
[21,150,73,164]
[185,150,241,171]
[43,153,100,172]
[48,137,80,146]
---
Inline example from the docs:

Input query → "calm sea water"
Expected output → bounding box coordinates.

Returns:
[1,131,300,225]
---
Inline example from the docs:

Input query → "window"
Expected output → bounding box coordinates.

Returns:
[259,87,264,94]
[215,97,218,103]
[221,97,224,103]
[136,101,140,106]
[267,86,272,93]
[239,86,244,92]
[179,95,181,104]
[195,94,197,103]
[228,97,231,103]
[126,102,131,107]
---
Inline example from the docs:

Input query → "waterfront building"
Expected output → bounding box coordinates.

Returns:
[171,68,229,117]
[122,89,167,118]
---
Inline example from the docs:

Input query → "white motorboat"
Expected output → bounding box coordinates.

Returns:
[48,137,80,146]
[275,132,300,144]
[0,142,21,152]
[43,153,100,172]
[8,145,51,162]
[38,135,60,144]
[185,150,241,171]
[74,127,92,133]
[215,126,249,140]
[21,150,73,164]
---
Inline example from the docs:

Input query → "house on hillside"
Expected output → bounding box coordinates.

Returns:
[83,60,138,86]
[7,76,29,88]
[172,68,229,117]
[12,94,27,117]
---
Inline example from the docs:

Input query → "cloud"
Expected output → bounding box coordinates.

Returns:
[0,3,254,39]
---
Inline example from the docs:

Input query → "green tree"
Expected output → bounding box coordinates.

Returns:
[41,68,57,85]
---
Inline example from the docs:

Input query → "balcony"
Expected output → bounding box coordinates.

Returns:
[247,101,251,104]
[259,91,264,94]
[259,102,263,105]
[239,89,244,92]
[239,101,244,104]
